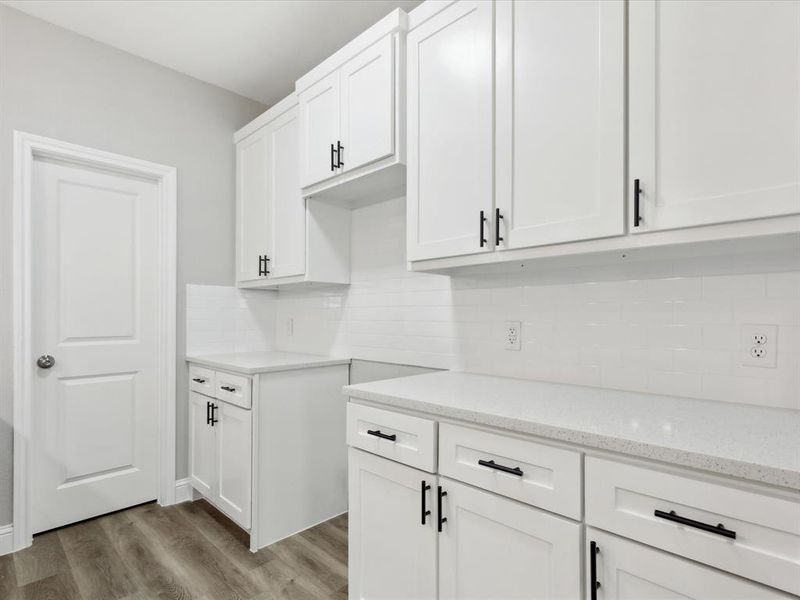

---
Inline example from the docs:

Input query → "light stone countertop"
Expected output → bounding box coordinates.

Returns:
[187,351,350,375]
[343,371,800,490]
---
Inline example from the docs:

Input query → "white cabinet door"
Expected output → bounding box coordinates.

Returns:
[268,107,306,279]
[629,0,800,232]
[407,0,494,261]
[348,448,437,600]
[439,478,581,599]
[340,35,395,174]
[215,401,252,529]
[189,392,215,497]
[496,0,624,249]
[587,528,794,600]
[299,70,341,188]
[235,127,271,283]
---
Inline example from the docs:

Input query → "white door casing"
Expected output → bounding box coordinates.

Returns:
[629,0,800,232]
[495,0,625,249]
[407,0,495,261]
[13,132,176,550]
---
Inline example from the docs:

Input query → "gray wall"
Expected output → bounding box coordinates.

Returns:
[0,6,266,526]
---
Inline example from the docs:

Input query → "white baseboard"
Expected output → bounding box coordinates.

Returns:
[0,525,13,556]
[174,478,195,504]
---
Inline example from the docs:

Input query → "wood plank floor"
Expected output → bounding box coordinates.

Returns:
[0,500,348,600]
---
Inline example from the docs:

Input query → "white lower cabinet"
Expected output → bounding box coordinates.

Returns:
[189,390,252,530]
[587,528,793,600]
[439,478,581,599]
[348,448,437,600]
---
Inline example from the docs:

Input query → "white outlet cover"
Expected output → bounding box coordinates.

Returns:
[504,321,521,351]
[740,324,777,368]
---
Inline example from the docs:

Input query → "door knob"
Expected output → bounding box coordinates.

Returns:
[37,354,56,369]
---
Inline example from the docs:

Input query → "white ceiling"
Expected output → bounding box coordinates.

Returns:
[3,0,422,106]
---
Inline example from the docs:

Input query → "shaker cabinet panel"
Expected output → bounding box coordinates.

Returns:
[629,0,800,232]
[235,127,271,283]
[406,0,494,261]
[348,448,437,600]
[215,401,252,530]
[495,0,625,249]
[299,71,341,188]
[340,35,395,174]
[189,392,215,497]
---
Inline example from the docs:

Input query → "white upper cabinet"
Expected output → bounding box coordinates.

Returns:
[297,9,407,205]
[235,94,350,288]
[495,0,625,249]
[299,71,341,188]
[406,0,495,261]
[629,0,800,232]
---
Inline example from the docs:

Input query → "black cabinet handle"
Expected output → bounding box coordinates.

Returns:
[495,208,504,246]
[192,377,206,384]
[337,140,344,168]
[206,401,211,426]
[479,210,487,247]
[590,540,600,600]
[654,509,736,539]
[633,178,643,227]
[330,143,337,171]
[437,486,447,532]
[366,429,396,442]
[220,385,236,393]
[421,480,431,525]
[478,459,523,477]
[258,255,271,277]
[210,403,218,426]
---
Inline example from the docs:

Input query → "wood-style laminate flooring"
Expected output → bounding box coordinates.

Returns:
[0,500,348,600]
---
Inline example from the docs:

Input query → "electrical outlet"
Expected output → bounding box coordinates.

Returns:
[504,321,521,351]
[740,324,777,368]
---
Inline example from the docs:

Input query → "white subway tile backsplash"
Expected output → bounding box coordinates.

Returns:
[265,198,798,410]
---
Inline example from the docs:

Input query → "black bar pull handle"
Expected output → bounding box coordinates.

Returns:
[337,140,344,168]
[590,541,600,600]
[330,143,337,171]
[421,480,431,525]
[210,403,218,426]
[366,429,396,442]
[437,486,447,532]
[258,255,270,277]
[192,377,206,384]
[633,178,643,227]
[206,401,211,426]
[478,459,523,477]
[654,509,736,539]
[495,208,504,246]
[220,385,236,393]
[479,210,487,247]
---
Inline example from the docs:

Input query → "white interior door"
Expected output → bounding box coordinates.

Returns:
[587,528,793,599]
[189,392,215,497]
[348,448,437,600]
[407,0,495,261]
[236,127,271,283]
[268,106,306,279]
[439,478,581,599]
[299,70,341,188]
[30,157,161,534]
[340,34,395,173]
[495,0,625,249]
[215,401,252,529]
[629,0,800,232]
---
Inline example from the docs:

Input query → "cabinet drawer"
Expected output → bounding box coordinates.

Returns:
[215,371,252,409]
[189,365,215,397]
[585,456,800,595]
[439,423,582,520]
[347,403,437,473]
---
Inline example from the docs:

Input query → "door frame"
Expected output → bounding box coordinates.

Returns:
[12,131,178,551]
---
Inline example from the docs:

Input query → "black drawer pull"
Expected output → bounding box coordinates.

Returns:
[479,210,487,247]
[220,385,236,393]
[478,459,523,477]
[437,486,447,532]
[192,377,206,384]
[590,541,600,600]
[210,403,218,426]
[366,429,396,442]
[654,509,736,539]
[206,401,211,426]
[421,480,431,525]
[336,140,344,168]
[633,178,643,227]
